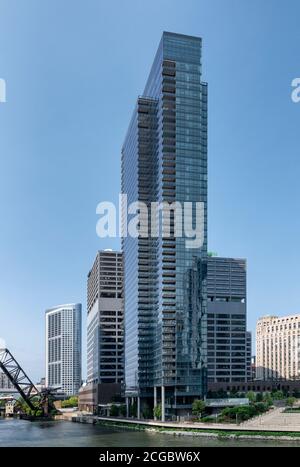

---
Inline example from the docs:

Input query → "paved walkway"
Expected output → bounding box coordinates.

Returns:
[94,411,300,433]
[240,406,300,430]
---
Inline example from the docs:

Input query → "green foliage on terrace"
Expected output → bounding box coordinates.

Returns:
[61,396,78,408]
[218,402,270,423]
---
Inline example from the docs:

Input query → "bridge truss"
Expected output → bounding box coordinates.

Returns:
[0,348,39,411]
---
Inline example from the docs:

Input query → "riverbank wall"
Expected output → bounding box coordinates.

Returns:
[69,415,300,442]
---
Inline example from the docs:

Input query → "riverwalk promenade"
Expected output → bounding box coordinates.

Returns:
[68,407,300,434]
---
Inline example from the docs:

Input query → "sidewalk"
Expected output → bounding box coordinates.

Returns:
[95,412,300,433]
[240,406,300,430]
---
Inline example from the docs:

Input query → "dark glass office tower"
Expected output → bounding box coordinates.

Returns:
[122,32,208,419]
[207,257,251,385]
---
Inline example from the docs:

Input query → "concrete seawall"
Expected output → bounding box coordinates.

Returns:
[64,411,300,441]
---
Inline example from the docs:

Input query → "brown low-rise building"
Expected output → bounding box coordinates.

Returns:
[78,382,122,413]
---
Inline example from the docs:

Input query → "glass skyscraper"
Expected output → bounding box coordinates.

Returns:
[122,32,208,419]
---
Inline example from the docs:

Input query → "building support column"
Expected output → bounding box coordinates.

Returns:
[161,385,165,422]
[126,398,129,418]
[137,397,141,419]
[154,386,157,420]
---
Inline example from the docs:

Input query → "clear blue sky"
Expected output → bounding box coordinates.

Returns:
[0,0,299,382]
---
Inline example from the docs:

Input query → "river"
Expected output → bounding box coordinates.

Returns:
[0,418,299,447]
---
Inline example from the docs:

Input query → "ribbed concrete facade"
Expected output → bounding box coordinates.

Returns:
[87,250,124,386]
[256,314,300,380]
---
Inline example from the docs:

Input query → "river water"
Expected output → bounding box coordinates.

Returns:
[0,418,298,447]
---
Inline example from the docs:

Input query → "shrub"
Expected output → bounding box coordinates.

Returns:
[235,407,251,421]
[286,397,296,408]
[119,405,127,417]
[220,403,269,423]
[110,404,119,417]
[272,390,284,400]
[263,393,273,406]
[142,407,152,419]
[255,402,268,414]
[221,407,232,418]
[153,404,162,419]
[246,391,256,403]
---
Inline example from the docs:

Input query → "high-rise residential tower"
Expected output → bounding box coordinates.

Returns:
[207,257,251,384]
[122,32,208,419]
[0,371,14,390]
[79,250,124,413]
[45,303,82,396]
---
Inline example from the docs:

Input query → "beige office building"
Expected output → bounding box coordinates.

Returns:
[256,314,300,380]
[79,250,124,413]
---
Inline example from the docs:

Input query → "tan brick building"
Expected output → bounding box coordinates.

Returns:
[256,314,300,380]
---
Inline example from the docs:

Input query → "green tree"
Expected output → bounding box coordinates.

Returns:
[192,399,206,420]
[61,396,78,408]
[109,404,119,417]
[220,403,269,423]
[153,404,162,420]
[119,405,127,417]
[272,390,284,401]
[129,402,137,418]
[263,392,273,406]
[221,407,232,419]
[142,407,153,419]
[216,389,228,398]
[256,393,263,402]
[255,402,268,414]
[246,391,256,403]
[235,407,250,422]
[286,397,296,408]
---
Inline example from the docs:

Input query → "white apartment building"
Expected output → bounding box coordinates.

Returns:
[45,303,82,396]
[256,314,300,380]
[0,371,14,389]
